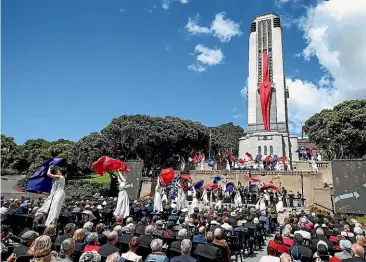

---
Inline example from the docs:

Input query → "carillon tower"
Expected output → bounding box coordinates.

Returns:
[239,13,298,163]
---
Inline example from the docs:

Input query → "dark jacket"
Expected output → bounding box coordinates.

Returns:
[13,244,29,257]
[99,243,120,257]
[139,235,154,248]
[194,243,223,262]
[170,240,182,253]
[118,233,134,244]
[170,255,197,262]
[98,233,108,246]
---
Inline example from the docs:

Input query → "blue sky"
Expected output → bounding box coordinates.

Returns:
[1,0,346,143]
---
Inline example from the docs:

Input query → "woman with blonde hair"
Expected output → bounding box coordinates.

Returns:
[73,229,86,253]
[27,235,55,262]
[43,224,57,243]
[356,235,366,248]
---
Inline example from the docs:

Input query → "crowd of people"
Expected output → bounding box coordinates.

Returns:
[1,191,366,262]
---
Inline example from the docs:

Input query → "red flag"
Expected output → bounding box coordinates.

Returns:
[239,158,245,164]
[160,168,175,184]
[244,175,260,183]
[245,152,254,161]
[259,51,272,132]
[264,155,272,163]
[92,156,130,176]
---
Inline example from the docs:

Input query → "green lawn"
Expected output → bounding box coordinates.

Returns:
[84,173,111,184]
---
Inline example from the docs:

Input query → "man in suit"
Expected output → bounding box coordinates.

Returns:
[55,224,76,251]
[139,225,155,248]
[118,224,135,250]
[170,239,196,262]
[170,229,188,253]
[192,227,207,244]
[194,231,223,262]
[98,231,120,257]
[13,231,39,257]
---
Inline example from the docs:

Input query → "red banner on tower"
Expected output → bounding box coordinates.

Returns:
[259,50,272,132]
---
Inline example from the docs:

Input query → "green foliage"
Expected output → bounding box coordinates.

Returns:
[209,122,245,156]
[3,115,245,178]
[303,100,366,159]
[1,135,74,176]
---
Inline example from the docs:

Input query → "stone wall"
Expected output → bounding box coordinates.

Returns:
[189,170,325,205]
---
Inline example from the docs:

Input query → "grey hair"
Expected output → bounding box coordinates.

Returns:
[79,251,101,262]
[60,238,75,258]
[113,225,123,235]
[145,225,154,236]
[354,227,363,235]
[316,227,324,237]
[282,227,291,237]
[86,232,99,244]
[181,239,192,255]
[83,222,93,232]
[177,229,188,240]
[124,224,135,234]
[214,228,222,238]
[150,239,163,252]
[106,252,120,262]
[126,217,133,224]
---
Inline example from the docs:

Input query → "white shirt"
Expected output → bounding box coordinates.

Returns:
[294,230,311,240]
[1,207,9,215]
[122,251,142,262]
[221,223,233,233]
[259,256,280,262]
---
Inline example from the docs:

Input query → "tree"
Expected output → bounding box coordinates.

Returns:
[209,122,246,156]
[303,100,366,159]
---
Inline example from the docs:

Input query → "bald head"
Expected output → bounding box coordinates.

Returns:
[198,226,206,235]
[352,244,365,258]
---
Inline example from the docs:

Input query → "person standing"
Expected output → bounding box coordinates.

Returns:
[113,170,130,218]
[282,187,288,207]
[36,166,66,226]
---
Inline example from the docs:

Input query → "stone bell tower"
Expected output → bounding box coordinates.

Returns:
[239,13,298,163]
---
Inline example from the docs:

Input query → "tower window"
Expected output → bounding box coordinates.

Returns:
[264,146,267,155]
[270,146,273,155]
[251,22,256,32]
[258,146,262,154]
[273,17,281,28]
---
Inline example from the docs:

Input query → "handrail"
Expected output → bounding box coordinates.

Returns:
[313,202,333,213]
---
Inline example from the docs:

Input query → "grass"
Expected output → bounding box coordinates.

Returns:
[83,173,111,184]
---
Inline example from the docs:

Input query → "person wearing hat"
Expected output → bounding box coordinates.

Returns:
[335,240,353,260]
[14,230,39,256]
[168,209,179,223]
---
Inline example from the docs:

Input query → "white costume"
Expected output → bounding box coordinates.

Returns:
[37,175,66,226]
[276,199,284,213]
[234,190,242,207]
[190,187,199,214]
[113,171,130,218]
[153,177,163,213]
[202,189,209,205]
[215,199,222,209]
[311,159,318,172]
[256,197,266,211]
[177,186,188,211]
[162,189,168,204]
[225,160,231,171]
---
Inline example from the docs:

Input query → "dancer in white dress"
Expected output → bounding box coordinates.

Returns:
[234,189,242,208]
[190,187,199,214]
[36,166,66,226]
[113,170,130,218]
[153,177,163,213]
[161,189,168,205]
[201,188,209,205]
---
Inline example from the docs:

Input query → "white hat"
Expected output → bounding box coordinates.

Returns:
[181,208,188,213]
[254,218,259,224]
[231,212,237,217]
[97,205,103,210]
[102,201,107,206]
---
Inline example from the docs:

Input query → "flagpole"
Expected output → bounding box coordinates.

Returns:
[209,130,212,158]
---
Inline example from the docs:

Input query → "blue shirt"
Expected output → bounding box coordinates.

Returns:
[259,215,270,231]
[192,235,207,244]
[145,254,169,262]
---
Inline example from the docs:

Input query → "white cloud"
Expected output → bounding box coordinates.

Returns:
[185,15,212,35]
[280,14,295,29]
[188,64,206,73]
[275,0,301,8]
[232,108,237,113]
[240,78,248,99]
[185,12,242,43]
[211,12,242,43]
[188,44,224,73]
[286,0,366,133]
[232,114,243,119]
[162,0,189,10]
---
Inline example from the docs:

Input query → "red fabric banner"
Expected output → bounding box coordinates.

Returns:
[245,152,254,161]
[259,51,272,132]
[92,156,130,176]
[160,168,175,184]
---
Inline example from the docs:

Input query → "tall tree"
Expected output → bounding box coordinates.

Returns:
[303,100,366,159]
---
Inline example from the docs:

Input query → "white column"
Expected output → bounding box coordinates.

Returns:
[248,31,257,125]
